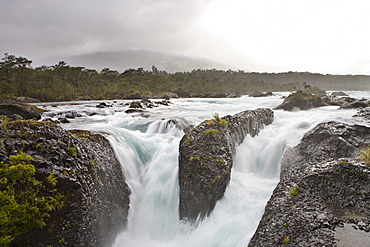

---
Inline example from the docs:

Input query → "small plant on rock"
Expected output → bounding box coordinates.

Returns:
[282,236,290,245]
[219,119,228,128]
[359,146,370,166]
[212,113,221,122]
[288,186,299,199]
[205,129,219,138]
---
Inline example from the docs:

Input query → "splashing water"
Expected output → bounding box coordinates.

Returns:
[37,92,364,247]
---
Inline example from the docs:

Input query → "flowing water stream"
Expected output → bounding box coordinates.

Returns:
[37,92,368,247]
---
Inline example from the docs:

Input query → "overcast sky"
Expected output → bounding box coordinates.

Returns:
[1,0,370,74]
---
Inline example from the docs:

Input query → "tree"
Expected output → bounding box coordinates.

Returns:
[0,53,32,84]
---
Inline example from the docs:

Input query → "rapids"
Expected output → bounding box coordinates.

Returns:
[36,91,368,247]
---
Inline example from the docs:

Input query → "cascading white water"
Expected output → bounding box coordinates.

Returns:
[37,92,367,247]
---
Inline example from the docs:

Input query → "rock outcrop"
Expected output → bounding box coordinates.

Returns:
[0,120,130,246]
[249,121,370,246]
[0,102,45,120]
[248,91,273,97]
[276,89,370,111]
[178,108,274,221]
[275,90,323,111]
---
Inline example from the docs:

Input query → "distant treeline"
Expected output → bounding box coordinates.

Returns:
[1,53,369,102]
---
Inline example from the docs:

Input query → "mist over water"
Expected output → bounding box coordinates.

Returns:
[37,92,365,247]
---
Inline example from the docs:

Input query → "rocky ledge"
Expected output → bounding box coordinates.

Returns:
[0,102,45,120]
[178,108,274,221]
[0,120,130,246]
[249,121,370,246]
[275,89,370,111]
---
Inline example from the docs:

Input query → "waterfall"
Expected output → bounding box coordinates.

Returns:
[38,93,361,246]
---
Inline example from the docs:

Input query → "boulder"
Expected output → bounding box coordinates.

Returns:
[0,102,45,120]
[178,108,274,221]
[331,91,349,97]
[44,110,83,119]
[0,120,130,246]
[129,101,142,109]
[141,98,155,108]
[354,107,370,120]
[125,108,144,114]
[249,121,370,246]
[340,100,370,109]
[248,91,273,97]
[96,102,112,108]
[274,90,323,111]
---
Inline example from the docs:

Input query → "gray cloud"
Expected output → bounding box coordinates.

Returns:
[1,0,370,74]
[0,0,213,63]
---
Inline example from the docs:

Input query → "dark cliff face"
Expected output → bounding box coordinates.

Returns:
[249,121,370,246]
[178,108,274,221]
[0,120,130,247]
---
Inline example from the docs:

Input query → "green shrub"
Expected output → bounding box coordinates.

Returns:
[0,152,65,246]
[205,129,219,138]
[219,119,228,128]
[213,113,220,122]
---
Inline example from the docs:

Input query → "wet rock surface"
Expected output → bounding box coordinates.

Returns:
[354,107,370,120]
[0,120,130,247]
[247,91,273,97]
[178,108,274,221]
[275,90,323,111]
[0,102,45,120]
[275,90,370,111]
[249,121,370,246]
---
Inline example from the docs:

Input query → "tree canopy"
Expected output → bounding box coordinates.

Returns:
[1,53,369,102]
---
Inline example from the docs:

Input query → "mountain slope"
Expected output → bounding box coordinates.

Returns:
[63,50,230,73]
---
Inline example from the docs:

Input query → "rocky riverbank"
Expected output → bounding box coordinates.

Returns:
[0,118,130,246]
[249,121,370,246]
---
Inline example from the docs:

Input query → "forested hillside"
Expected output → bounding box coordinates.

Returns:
[1,53,369,102]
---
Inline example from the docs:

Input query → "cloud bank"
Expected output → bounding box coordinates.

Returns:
[1,0,370,74]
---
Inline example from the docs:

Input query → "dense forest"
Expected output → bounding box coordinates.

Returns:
[1,53,369,102]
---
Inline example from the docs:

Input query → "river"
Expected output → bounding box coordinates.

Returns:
[36,91,368,247]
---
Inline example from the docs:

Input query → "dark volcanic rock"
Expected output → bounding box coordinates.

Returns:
[275,90,323,111]
[279,121,370,181]
[249,121,370,247]
[354,107,370,120]
[178,108,274,221]
[0,121,130,247]
[125,108,144,114]
[331,91,349,97]
[96,102,112,108]
[0,102,45,120]
[248,91,273,97]
[129,101,142,108]
[340,100,370,109]
[323,96,370,109]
